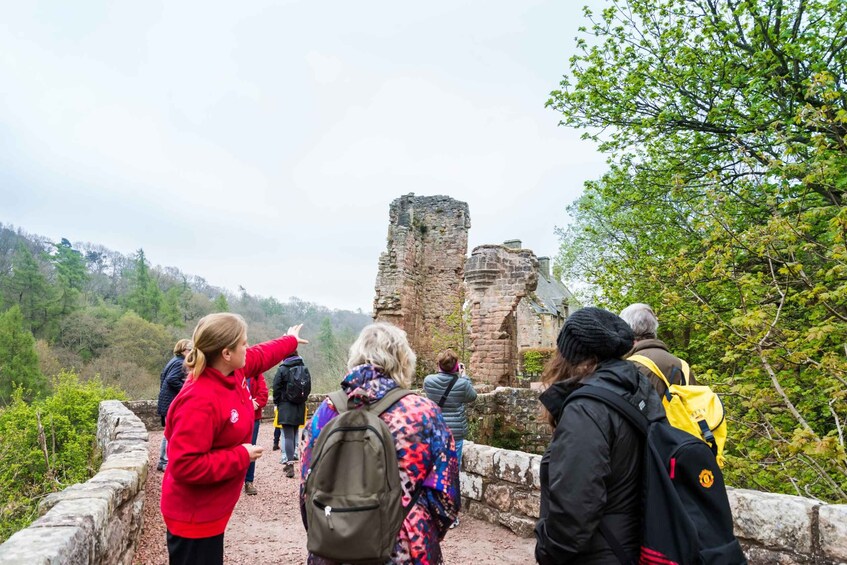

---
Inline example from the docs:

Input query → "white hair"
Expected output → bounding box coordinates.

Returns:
[347,323,417,388]
[619,303,659,340]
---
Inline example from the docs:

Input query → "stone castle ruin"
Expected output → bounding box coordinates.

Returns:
[373,194,471,373]
[465,244,538,386]
[373,194,570,385]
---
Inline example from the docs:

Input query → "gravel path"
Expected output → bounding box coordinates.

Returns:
[135,426,535,564]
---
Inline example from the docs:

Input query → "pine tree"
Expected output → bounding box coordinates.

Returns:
[4,244,56,335]
[125,249,162,322]
[213,294,229,312]
[0,305,47,404]
[51,238,88,316]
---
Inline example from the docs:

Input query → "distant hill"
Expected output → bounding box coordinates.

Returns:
[0,222,371,399]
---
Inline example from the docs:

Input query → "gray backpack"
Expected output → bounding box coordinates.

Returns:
[305,387,425,563]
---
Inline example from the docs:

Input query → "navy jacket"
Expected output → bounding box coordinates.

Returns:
[157,355,187,417]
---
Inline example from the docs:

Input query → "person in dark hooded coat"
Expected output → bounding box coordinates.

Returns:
[535,307,665,565]
[272,351,310,478]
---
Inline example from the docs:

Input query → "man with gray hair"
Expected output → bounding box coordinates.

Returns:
[619,303,696,397]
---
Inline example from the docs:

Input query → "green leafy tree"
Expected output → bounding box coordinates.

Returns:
[0,305,47,404]
[160,286,186,328]
[125,249,162,322]
[552,0,847,500]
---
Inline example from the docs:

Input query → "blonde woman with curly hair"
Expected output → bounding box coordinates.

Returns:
[299,323,460,565]
[161,313,307,565]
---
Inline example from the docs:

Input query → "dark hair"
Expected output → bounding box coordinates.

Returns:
[437,349,459,373]
[540,351,598,427]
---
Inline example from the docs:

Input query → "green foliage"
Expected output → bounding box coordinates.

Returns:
[0,223,371,401]
[489,415,523,451]
[552,0,847,500]
[428,297,471,370]
[125,249,162,322]
[520,348,555,375]
[0,305,47,405]
[213,293,229,312]
[0,372,125,542]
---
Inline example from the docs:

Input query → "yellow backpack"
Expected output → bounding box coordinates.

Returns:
[629,354,727,467]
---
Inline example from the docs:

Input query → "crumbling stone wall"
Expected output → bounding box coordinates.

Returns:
[373,194,471,374]
[467,387,551,455]
[465,245,538,386]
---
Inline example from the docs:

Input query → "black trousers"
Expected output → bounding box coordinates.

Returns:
[166,531,224,565]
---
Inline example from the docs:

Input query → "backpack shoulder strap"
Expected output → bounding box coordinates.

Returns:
[679,358,691,385]
[567,386,649,436]
[367,387,412,416]
[628,354,672,390]
[328,390,350,414]
[438,375,460,408]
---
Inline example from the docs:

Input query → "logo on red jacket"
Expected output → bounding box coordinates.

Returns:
[230,409,239,423]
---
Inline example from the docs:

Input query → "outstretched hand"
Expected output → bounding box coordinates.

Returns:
[286,323,309,345]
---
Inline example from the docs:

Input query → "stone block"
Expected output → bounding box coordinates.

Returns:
[493,449,535,486]
[740,544,810,564]
[483,482,514,512]
[819,504,847,562]
[87,469,142,505]
[0,525,92,565]
[39,480,124,516]
[460,472,483,501]
[511,490,541,519]
[463,442,497,477]
[100,451,149,479]
[462,499,500,526]
[499,513,536,538]
[104,439,148,459]
[728,488,817,555]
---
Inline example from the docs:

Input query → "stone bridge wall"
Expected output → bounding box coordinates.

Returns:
[4,399,846,564]
[460,441,847,564]
[0,400,149,565]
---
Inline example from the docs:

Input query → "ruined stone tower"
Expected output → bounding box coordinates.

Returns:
[373,194,471,373]
[465,244,538,386]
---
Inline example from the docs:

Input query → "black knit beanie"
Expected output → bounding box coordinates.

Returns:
[556,307,634,364]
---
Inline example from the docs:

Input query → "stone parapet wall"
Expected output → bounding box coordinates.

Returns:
[460,442,847,564]
[0,400,149,565]
[466,387,550,455]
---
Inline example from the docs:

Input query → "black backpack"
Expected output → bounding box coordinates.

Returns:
[567,386,747,565]
[284,364,311,403]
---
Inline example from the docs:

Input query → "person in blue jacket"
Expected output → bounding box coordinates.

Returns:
[155,338,192,472]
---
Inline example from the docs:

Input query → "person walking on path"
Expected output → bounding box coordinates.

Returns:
[244,371,269,495]
[299,323,460,565]
[535,307,664,564]
[272,351,311,478]
[160,313,306,565]
[619,303,697,397]
[423,349,477,529]
[156,338,192,473]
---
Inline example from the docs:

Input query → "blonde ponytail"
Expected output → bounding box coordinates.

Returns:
[187,313,247,380]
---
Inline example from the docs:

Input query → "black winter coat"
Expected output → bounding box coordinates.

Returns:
[156,354,187,418]
[534,359,665,565]
[272,356,309,426]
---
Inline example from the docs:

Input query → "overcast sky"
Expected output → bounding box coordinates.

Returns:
[1,0,607,313]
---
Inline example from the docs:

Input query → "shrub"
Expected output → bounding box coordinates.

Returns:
[520,348,556,376]
[0,371,125,542]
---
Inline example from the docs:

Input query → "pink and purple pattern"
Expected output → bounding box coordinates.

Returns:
[300,364,460,564]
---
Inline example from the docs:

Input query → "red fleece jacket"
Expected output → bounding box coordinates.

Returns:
[160,335,297,536]
[247,373,269,421]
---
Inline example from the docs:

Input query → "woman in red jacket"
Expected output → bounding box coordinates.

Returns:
[161,312,306,565]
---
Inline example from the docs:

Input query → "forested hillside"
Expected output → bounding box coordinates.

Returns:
[0,222,372,402]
